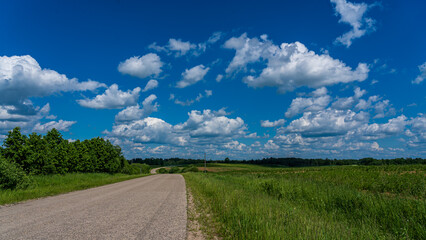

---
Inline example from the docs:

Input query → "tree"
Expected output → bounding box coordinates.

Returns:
[26,132,48,174]
[2,127,28,166]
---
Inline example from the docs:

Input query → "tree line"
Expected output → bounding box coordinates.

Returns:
[1,127,140,189]
[131,156,425,167]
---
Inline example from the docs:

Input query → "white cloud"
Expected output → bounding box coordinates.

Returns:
[105,117,187,146]
[172,90,213,106]
[175,109,247,138]
[115,94,158,123]
[330,0,378,47]
[176,64,210,88]
[168,39,197,56]
[355,115,407,140]
[412,62,426,84]
[142,79,159,92]
[261,119,286,127]
[33,120,76,133]
[224,140,246,151]
[332,87,366,110]
[149,32,222,57]
[285,87,331,118]
[0,55,105,105]
[286,109,368,137]
[0,103,50,133]
[216,74,224,82]
[207,32,223,44]
[224,34,369,92]
[118,53,163,79]
[77,84,141,109]
[264,140,279,150]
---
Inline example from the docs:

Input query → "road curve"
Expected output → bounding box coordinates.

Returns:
[0,174,187,240]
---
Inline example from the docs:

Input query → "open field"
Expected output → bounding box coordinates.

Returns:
[184,164,425,239]
[0,173,149,205]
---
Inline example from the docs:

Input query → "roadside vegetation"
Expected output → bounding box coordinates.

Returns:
[0,127,150,205]
[184,164,425,239]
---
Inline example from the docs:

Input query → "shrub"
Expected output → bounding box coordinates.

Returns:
[121,164,140,175]
[131,163,151,174]
[158,168,167,174]
[168,166,180,173]
[0,156,32,189]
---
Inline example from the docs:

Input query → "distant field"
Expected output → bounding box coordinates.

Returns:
[184,164,425,239]
[0,173,149,205]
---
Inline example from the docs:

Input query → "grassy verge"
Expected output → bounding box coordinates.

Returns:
[184,164,425,239]
[0,173,149,205]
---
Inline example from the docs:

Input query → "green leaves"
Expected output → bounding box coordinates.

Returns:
[1,128,130,190]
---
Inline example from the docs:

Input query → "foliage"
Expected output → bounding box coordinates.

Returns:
[0,155,32,189]
[168,166,180,173]
[131,156,425,167]
[158,168,167,174]
[184,164,426,239]
[0,127,131,190]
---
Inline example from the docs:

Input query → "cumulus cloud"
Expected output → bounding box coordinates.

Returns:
[142,79,159,92]
[77,84,141,109]
[105,117,187,146]
[285,87,331,118]
[0,55,105,105]
[412,62,426,84]
[224,34,369,92]
[118,53,163,79]
[0,102,76,135]
[355,115,407,140]
[115,94,159,123]
[330,0,378,47]
[175,109,247,138]
[286,109,369,137]
[33,120,76,133]
[261,119,286,127]
[406,115,426,146]
[176,65,210,88]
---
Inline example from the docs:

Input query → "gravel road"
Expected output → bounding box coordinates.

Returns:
[0,174,187,240]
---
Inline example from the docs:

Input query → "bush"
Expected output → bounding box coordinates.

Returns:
[158,168,167,174]
[0,156,32,189]
[121,164,140,175]
[131,163,151,174]
[168,166,180,173]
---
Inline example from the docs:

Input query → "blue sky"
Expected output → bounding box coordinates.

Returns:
[1,0,425,159]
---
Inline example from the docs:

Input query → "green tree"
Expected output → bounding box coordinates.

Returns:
[26,132,48,174]
[2,127,28,166]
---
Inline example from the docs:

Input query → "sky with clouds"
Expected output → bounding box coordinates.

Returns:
[1,0,425,159]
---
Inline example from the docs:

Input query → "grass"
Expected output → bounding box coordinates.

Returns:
[184,164,425,240]
[0,172,149,205]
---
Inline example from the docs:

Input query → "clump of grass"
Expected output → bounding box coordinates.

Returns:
[0,173,149,205]
[184,164,425,239]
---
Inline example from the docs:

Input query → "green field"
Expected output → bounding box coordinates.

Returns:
[0,173,149,205]
[184,164,425,239]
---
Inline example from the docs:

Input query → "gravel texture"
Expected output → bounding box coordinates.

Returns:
[0,174,187,240]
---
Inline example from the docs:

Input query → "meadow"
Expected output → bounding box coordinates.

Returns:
[184,164,425,239]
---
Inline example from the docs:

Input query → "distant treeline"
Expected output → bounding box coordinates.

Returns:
[1,127,141,189]
[130,157,426,167]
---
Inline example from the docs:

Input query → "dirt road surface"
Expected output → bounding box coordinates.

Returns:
[0,174,187,240]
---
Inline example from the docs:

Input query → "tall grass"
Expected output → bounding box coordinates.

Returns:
[0,173,149,205]
[184,165,425,239]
